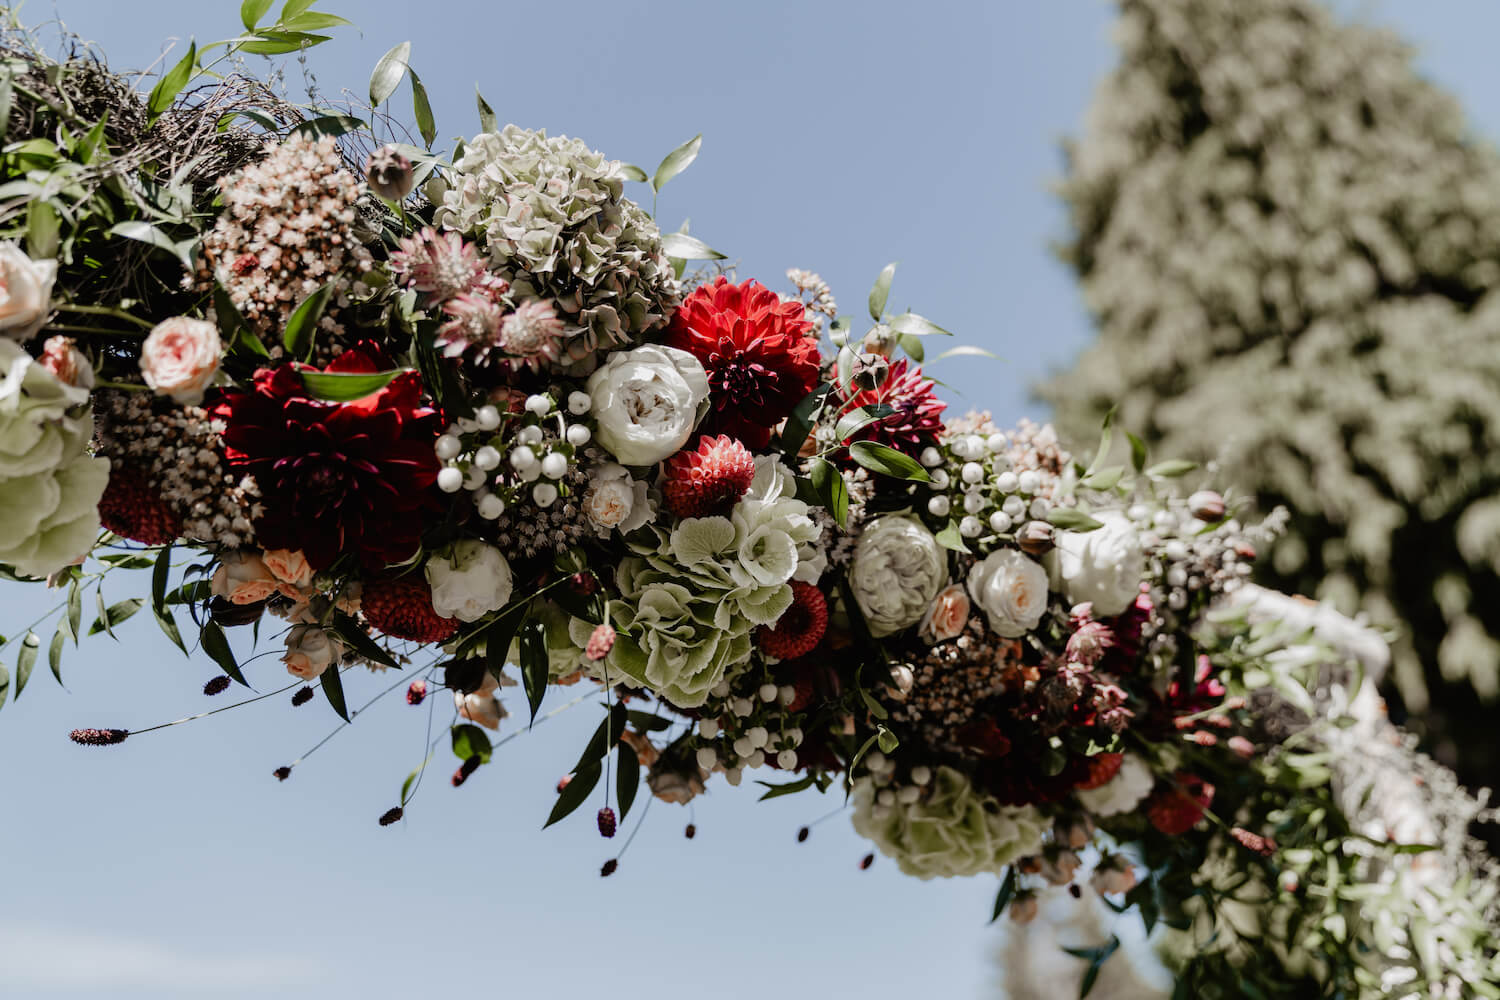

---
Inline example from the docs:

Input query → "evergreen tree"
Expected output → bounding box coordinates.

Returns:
[1040,0,1500,787]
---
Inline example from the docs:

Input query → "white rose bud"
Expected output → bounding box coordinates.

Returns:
[966,548,1049,638]
[424,540,513,622]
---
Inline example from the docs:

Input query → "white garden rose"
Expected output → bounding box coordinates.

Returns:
[850,767,1046,879]
[0,338,108,577]
[586,344,708,466]
[425,540,513,623]
[1049,509,1146,617]
[1075,753,1155,817]
[582,462,654,536]
[849,515,947,636]
[0,242,56,340]
[967,548,1050,638]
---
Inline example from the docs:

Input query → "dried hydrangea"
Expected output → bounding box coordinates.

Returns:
[433,125,681,371]
[197,135,373,356]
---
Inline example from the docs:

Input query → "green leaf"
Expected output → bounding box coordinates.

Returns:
[616,163,648,182]
[200,620,249,687]
[573,703,628,775]
[933,344,1002,363]
[369,41,411,106]
[868,261,897,321]
[857,685,889,721]
[1084,407,1115,479]
[544,759,601,828]
[659,232,725,260]
[897,332,924,363]
[410,72,436,148]
[88,598,144,636]
[277,11,353,31]
[151,545,172,612]
[626,710,670,732]
[834,404,893,442]
[1080,466,1124,491]
[107,221,188,266]
[848,440,931,482]
[291,114,366,140]
[807,458,849,530]
[651,133,701,192]
[780,384,830,459]
[47,625,64,684]
[14,631,38,698]
[1126,431,1147,474]
[280,0,317,19]
[298,369,405,402]
[756,773,816,801]
[282,282,334,360]
[934,519,971,554]
[238,32,332,55]
[1145,459,1197,479]
[319,666,349,722]
[1048,508,1104,532]
[876,725,898,753]
[0,66,14,144]
[616,740,640,821]
[147,40,197,120]
[0,665,8,712]
[518,620,548,725]
[990,868,1017,923]
[27,200,58,258]
[451,723,493,763]
[399,752,433,805]
[66,580,81,644]
[330,611,398,670]
[887,312,952,337]
[475,86,497,133]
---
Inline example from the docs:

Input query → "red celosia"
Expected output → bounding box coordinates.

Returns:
[1147,773,1215,835]
[98,467,182,545]
[666,277,820,450]
[662,434,757,518]
[210,351,441,571]
[837,358,946,454]
[360,576,457,643]
[1075,752,1124,790]
[758,582,829,660]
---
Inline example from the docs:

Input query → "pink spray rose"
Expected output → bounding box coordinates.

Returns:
[140,317,222,404]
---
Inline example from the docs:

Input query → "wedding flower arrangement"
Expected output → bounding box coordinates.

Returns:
[0,7,1495,997]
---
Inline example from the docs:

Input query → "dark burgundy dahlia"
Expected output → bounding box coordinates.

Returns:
[210,352,441,571]
[665,277,820,450]
[837,358,945,454]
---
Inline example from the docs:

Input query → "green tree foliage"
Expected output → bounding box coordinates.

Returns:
[1040,0,1500,785]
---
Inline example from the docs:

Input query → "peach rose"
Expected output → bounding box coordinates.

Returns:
[919,583,971,644]
[38,336,93,389]
[263,548,314,596]
[282,624,342,680]
[0,242,56,340]
[210,550,279,605]
[455,673,507,730]
[140,317,222,405]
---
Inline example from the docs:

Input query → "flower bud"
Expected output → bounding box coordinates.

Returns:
[291,685,315,706]
[69,727,129,746]
[1188,490,1226,522]
[406,680,428,705]
[849,353,890,391]
[1016,520,1055,557]
[597,806,617,838]
[273,766,292,781]
[377,807,404,826]
[862,326,896,358]
[203,675,231,696]
[366,144,415,201]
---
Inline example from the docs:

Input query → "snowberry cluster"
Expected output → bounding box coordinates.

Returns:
[691,674,806,785]
[432,391,594,518]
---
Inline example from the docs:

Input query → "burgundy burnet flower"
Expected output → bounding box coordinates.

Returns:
[665,277,821,450]
[211,350,442,571]
[836,357,946,455]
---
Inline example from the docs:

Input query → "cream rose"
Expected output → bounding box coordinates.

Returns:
[282,624,343,680]
[919,583,971,643]
[262,548,314,594]
[586,344,708,466]
[967,548,1050,638]
[0,338,108,577]
[1049,510,1146,617]
[849,516,948,637]
[582,462,654,536]
[0,243,56,340]
[210,550,279,605]
[425,540,513,623]
[140,317,222,405]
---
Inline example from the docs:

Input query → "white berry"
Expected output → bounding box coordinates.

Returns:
[436,467,464,493]
[434,434,462,460]
[475,405,501,431]
[540,453,568,479]
[566,424,591,446]
[567,391,592,415]
[532,482,558,507]
[525,394,551,416]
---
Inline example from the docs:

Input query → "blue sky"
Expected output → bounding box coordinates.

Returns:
[3,2,1500,997]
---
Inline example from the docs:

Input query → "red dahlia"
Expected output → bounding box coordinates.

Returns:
[1075,752,1124,790]
[98,466,182,545]
[837,358,945,454]
[662,434,757,517]
[665,277,820,450]
[361,576,457,643]
[758,582,828,660]
[1147,773,1215,835]
[209,350,441,571]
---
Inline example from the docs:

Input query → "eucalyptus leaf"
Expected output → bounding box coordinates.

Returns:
[616,163,648,182]
[0,664,8,712]
[1145,459,1198,479]
[652,133,701,192]
[27,201,58,258]
[898,332,924,363]
[660,232,725,260]
[756,774,816,800]
[277,11,353,31]
[868,261,896,321]
[47,625,64,683]
[1047,508,1104,532]
[410,72,436,148]
[887,312,952,337]
[14,631,37,698]
[369,41,411,106]
[88,598,144,636]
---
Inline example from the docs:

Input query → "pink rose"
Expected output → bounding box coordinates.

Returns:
[919,583,971,643]
[263,548,314,595]
[210,550,279,605]
[140,317,221,405]
[38,336,93,388]
[282,624,342,679]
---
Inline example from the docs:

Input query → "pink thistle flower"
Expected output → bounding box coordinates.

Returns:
[498,300,565,370]
[436,292,505,359]
[390,228,500,302]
